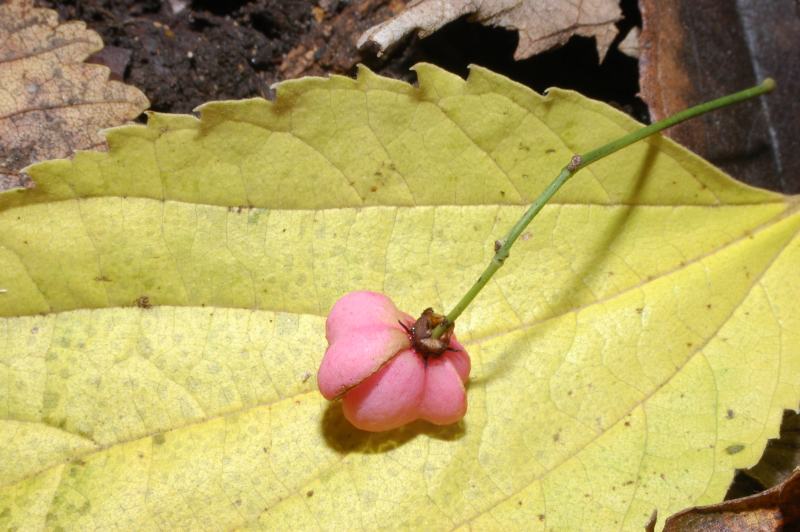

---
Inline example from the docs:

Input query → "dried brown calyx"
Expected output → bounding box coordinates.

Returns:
[399,308,457,359]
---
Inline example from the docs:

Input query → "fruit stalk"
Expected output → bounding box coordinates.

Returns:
[431,78,776,339]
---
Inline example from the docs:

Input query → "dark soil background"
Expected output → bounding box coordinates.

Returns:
[36,0,646,120]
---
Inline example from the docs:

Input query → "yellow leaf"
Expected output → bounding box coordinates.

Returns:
[1,64,798,530]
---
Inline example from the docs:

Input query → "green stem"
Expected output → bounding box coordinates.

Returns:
[431,78,775,339]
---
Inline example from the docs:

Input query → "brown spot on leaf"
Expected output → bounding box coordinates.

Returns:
[726,444,745,455]
[135,296,152,309]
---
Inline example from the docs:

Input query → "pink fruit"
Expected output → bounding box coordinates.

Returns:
[317,291,470,432]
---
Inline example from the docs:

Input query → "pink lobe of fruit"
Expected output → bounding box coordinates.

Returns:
[342,349,425,431]
[317,291,412,400]
[417,344,469,425]
[317,291,471,432]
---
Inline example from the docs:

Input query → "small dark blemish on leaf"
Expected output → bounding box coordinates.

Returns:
[545,148,556,154]
[235,499,242,506]
[725,444,745,455]
[706,303,712,309]
[152,433,166,445]
[726,409,735,419]
[306,490,314,498]
[552,431,560,443]
[686,342,693,348]
[370,186,378,192]
[135,296,152,309]
[624,421,630,427]
[262,447,268,453]
[94,275,112,282]
[500,190,505,197]
[517,500,522,506]
[635,307,644,314]
[538,514,545,521]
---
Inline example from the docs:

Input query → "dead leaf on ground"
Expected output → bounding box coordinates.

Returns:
[617,26,639,59]
[663,468,800,531]
[277,0,409,80]
[0,0,148,192]
[639,0,800,194]
[358,0,622,62]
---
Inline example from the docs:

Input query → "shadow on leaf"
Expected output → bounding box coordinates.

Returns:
[320,401,466,454]
[474,141,659,386]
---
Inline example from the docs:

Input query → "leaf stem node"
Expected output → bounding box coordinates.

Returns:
[567,154,583,171]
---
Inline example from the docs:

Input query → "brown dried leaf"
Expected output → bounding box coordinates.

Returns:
[0,0,148,191]
[277,0,409,80]
[663,468,800,531]
[638,0,800,194]
[618,26,639,59]
[358,0,622,61]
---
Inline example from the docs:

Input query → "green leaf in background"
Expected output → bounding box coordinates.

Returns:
[1,64,798,530]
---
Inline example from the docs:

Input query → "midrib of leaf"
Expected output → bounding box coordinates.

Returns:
[470,198,800,345]
[2,387,321,489]
[0,199,792,321]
